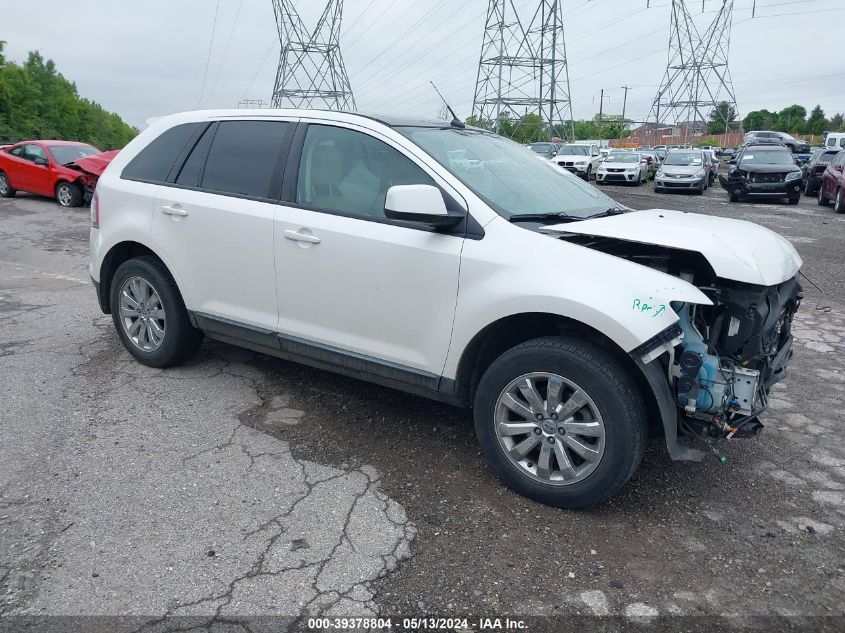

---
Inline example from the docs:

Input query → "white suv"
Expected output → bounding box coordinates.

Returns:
[90,110,803,508]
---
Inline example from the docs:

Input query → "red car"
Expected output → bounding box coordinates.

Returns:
[0,140,118,207]
[818,149,845,213]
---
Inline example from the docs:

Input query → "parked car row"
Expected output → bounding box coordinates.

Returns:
[0,140,119,207]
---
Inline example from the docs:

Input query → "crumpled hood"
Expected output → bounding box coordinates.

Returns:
[65,150,120,176]
[545,209,802,286]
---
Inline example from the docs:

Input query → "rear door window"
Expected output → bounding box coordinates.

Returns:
[199,121,292,199]
[175,125,216,188]
[122,122,205,183]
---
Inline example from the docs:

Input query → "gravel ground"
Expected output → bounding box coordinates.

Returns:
[1,175,843,632]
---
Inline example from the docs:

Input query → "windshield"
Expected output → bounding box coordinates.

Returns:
[603,152,639,163]
[663,151,702,166]
[49,144,98,164]
[400,127,618,219]
[740,149,796,166]
[558,145,590,156]
[528,143,553,154]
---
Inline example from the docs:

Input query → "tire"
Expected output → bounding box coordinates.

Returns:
[585,165,592,181]
[654,186,663,193]
[55,181,82,208]
[729,190,741,202]
[0,171,16,198]
[109,256,203,368]
[787,194,800,205]
[804,179,815,197]
[473,336,647,508]
[818,186,830,206]
[835,188,845,214]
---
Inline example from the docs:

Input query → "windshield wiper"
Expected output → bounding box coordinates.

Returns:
[508,212,575,223]
[587,207,627,219]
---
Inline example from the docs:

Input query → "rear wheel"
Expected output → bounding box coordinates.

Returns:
[818,185,830,206]
[804,178,815,196]
[473,337,646,508]
[0,171,15,198]
[109,256,203,368]
[55,181,82,208]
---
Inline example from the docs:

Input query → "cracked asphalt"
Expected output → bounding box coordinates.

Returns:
[1,174,844,632]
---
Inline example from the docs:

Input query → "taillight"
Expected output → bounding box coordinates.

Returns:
[91,192,100,229]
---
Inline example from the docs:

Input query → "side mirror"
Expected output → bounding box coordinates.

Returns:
[34,157,48,167]
[835,164,843,172]
[384,184,463,228]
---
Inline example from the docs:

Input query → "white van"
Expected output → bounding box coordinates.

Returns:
[824,132,845,151]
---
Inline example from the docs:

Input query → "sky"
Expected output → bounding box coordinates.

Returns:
[2,0,843,130]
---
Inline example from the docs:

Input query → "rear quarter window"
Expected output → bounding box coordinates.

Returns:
[122,122,205,183]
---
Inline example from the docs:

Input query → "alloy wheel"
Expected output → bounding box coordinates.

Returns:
[57,185,73,207]
[494,372,606,485]
[119,276,166,352]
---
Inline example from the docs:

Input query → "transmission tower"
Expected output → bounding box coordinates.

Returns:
[648,0,739,142]
[270,0,356,110]
[472,0,574,141]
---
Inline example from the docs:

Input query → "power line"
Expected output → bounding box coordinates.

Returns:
[207,0,245,105]
[197,0,222,108]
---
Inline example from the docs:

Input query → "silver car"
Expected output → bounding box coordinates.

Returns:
[595,151,648,186]
[654,149,709,195]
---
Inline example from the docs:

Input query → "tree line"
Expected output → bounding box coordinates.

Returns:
[0,42,138,150]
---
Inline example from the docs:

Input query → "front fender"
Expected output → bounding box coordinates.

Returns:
[443,219,712,378]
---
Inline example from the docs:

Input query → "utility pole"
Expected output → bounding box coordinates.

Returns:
[596,89,610,139]
[621,85,631,136]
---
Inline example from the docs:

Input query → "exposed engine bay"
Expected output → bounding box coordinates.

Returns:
[560,234,802,441]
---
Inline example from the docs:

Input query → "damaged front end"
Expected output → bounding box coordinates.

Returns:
[555,225,802,454]
[671,274,801,441]
[64,149,120,205]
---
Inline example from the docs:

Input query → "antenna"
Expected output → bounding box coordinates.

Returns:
[431,82,465,128]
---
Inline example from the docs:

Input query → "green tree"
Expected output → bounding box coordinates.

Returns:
[806,105,826,136]
[774,105,806,134]
[707,101,737,134]
[742,109,776,131]
[828,113,845,132]
[0,47,137,147]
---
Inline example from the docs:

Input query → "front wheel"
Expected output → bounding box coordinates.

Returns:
[835,189,845,214]
[109,256,203,368]
[473,337,647,508]
[0,171,16,198]
[55,181,82,208]
[585,165,592,181]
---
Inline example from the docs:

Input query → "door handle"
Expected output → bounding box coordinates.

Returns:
[283,229,321,244]
[161,204,188,217]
